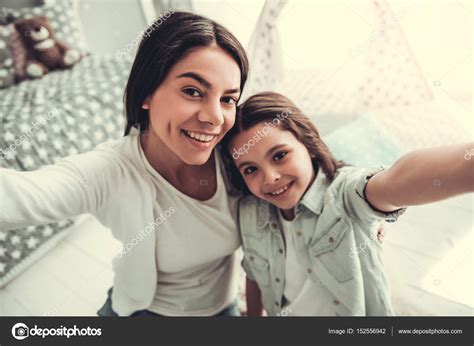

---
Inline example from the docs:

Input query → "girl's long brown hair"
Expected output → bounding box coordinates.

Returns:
[221,92,348,195]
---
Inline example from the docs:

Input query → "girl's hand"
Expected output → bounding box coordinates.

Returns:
[365,142,474,212]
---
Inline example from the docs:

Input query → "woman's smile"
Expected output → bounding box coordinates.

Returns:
[181,129,220,149]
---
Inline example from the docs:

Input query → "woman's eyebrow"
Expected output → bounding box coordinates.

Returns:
[177,72,240,94]
[177,72,211,89]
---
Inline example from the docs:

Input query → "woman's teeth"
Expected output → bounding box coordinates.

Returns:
[270,182,291,196]
[183,130,216,143]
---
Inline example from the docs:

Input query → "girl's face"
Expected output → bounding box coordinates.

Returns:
[230,122,316,213]
[143,46,241,165]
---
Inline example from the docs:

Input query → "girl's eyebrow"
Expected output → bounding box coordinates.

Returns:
[176,72,240,94]
[237,160,253,170]
[237,144,287,170]
[265,144,287,159]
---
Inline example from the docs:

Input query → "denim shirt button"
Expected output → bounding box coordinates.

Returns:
[307,268,312,274]
[296,230,303,237]
[275,301,280,307]
[271,222,278,229]
[278,248,284,254]
[249,256,255,261]
[328,236,335,243]
[275,278,280,283]
[333,300,340,305]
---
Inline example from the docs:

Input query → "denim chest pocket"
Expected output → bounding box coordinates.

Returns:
[310,219,359,283]
[240,226,267,239]
[241,228,272,260]
[244,251,271,287]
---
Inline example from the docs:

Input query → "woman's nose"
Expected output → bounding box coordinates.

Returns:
[197,99,224,126]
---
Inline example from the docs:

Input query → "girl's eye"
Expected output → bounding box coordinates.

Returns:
[182,88,202,98]
[242,166,257,175]
[221,96,237,105]
[273,151,288,161]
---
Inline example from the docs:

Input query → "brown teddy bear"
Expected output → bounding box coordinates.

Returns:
[14,16,81,79]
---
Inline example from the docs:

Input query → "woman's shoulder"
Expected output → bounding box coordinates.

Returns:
[61,134,147,186]
[88,133,139,162]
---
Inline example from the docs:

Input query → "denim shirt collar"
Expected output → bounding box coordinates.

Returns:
[299,167,328,215]
[256,199,272,229]
[256,167,328,229]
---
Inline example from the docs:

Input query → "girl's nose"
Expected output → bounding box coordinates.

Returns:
[263,169,281,186]
[198,100,224,126]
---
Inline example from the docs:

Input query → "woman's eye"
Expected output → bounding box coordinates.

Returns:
[182,88,201,98]
[242,166,257,175]
[221,96,237,105]
[273,151,287,161]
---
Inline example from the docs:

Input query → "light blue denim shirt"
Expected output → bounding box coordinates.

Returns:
[238,165,407,316]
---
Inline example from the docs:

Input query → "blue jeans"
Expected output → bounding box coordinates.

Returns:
[97,287,241,317]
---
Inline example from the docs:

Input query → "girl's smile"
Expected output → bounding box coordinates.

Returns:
[266,180,295,199]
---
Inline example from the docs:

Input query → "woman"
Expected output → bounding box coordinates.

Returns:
[0,11,249,316]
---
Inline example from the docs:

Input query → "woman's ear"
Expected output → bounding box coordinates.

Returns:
[142,96,150,109]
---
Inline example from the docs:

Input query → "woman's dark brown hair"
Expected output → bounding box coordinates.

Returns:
[124,11,249,135]
[221,92,347,195]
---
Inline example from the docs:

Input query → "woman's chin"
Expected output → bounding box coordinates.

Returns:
[180,150,213,166]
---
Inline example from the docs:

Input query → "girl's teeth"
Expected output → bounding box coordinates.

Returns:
[271,184,290,196]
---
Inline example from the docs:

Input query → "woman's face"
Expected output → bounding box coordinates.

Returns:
[143,45,241,166]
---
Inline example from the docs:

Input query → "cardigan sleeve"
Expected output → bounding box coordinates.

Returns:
[0,148,116,231]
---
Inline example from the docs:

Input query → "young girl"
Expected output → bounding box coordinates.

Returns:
[221,92,473,316]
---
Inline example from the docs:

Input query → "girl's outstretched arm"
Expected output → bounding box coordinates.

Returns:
[365,142,474,212]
